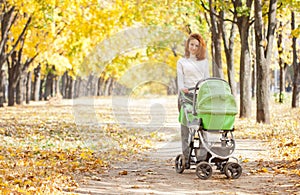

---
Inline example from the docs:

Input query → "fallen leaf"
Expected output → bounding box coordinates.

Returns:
[119,170,128,175]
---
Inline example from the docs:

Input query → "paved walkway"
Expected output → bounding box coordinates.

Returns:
[75,126,275,195]
[73,96,299,195]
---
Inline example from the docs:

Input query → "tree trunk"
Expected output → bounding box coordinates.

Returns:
[64,74,74,99]
[65,74,69,99]
[98,75,106,96]
[104,77,113,96]
[293,61,300,107]
[255,0,266,122]
[97,77,102,96]
[235,0,253,118]
[33,65,41,101]
[291,11,299,108]
[92,76,98,96]
[0,9,12,107]
[7,52,19,106]
[279,63,287,102]
[63,72,69,99]
[55,76,60,96]
[67,76,74,99]
[16,77,21,105]
[44,71,54,100]
[254,0,277,123]
[209,0,224,78]
[167,78,177,95]
[238,26,252,118]
[251,27,257,98]
[61,72,67,98]
[252,59,257,99]
[0,6,17,72]
[52,76,57,96]
[8,72,15,106]
[74,78,81,98]
[277,22,287,103]
[26,71,32,104]
[0,70,5,107]
[16,71,26,105]
[39,79,44,101]
[220,11,237,97]
[87,74,93,96]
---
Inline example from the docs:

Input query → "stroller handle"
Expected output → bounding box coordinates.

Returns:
[192,77,229,115]
[187,87,197,91]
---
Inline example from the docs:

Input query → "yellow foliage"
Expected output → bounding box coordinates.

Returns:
[291,27,300,38]
[3,0,208,80]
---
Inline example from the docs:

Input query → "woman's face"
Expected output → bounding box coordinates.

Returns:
[188,38,200,55]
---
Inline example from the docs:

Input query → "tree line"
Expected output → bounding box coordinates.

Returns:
[0,0,299,124]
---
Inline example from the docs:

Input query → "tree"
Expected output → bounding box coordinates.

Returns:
[209,0,224,79]
[233,0,254,118]
[32,64,41,101]
[198,0,238,97]
[0,5,18,107]
[81,0,205,96]
[291,11,299,108]
[5,3,44,105]
[6,15,32,106]
[276,21,289,103]
[0,0,62,105]
[254,0,278,123]
[220,12,238,98]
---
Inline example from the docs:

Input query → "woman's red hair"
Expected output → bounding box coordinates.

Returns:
[184,33,206,60]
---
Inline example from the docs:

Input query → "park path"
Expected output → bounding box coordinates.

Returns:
[73,96,299,195]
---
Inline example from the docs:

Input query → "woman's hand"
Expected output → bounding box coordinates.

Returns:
[182,88,189,93]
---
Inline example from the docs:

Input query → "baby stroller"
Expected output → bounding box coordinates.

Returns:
[175,78,242,180]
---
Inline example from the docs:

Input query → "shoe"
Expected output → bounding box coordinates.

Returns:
[185,163,190,169]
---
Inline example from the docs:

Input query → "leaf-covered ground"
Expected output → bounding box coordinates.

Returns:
[0,96,299,194]
[0,98,161,194]
[234,102,300,180]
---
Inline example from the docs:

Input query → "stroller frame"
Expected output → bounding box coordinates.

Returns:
[175,78,242,180]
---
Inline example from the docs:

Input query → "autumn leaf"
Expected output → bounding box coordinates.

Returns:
[119,170,128,175]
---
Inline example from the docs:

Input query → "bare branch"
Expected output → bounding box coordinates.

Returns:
[199,0,237,24]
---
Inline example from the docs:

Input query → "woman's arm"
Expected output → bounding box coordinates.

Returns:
[177,60,185,93]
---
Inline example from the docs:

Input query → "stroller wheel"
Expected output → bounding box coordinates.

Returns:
[195,162,213,180]
[175,154,185,174]
[224,162,242,179]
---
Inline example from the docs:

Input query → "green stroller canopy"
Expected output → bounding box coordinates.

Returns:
[196,79,238,115]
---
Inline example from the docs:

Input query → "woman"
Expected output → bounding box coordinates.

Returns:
[177,33,210,168]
